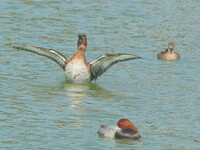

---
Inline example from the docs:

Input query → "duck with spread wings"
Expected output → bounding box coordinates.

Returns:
[14,34,142,84]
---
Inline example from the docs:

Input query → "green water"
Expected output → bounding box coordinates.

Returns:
[1,0,200,149]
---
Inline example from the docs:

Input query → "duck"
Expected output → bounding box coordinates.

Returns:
[157,42,180,60]
[13,34,142,84]
[98,118,141,139]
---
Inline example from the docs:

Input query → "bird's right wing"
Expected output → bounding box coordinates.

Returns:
[13,46,68,70]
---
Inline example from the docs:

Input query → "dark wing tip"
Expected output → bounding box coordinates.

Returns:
[137,56,143,59]
[13,46,22,49]
[105,53,142,59]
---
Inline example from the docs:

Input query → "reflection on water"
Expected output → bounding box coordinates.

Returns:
[61,82,91,92]
[158,59,179,64]
[98,135,140,150]
[57,81,116,108]
[61,82,91,101]
[60,81,115,99]
[114,139,139,150]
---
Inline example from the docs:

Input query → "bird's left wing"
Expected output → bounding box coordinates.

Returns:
[89,53,142,81]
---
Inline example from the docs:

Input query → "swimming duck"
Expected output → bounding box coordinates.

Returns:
[14,34,141,84]
[98,118,141,139]
[157,42,180,60]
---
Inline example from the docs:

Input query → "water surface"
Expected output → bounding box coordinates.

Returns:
[1,0,200,149]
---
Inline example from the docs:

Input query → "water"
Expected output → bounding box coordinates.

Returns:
[1,0,200,149]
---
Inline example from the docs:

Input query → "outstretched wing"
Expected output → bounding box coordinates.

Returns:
[89,53,142,81]
[13,46,68,70]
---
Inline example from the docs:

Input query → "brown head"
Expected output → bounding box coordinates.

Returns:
[167,42,175,51]
[117,118,139,133]
[77,34,87,51]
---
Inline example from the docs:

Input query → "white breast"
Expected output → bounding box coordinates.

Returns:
[65,62,91,84]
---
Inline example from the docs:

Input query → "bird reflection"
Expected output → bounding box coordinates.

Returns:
[59,81,115,106]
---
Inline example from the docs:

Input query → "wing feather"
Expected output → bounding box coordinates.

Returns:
[13,46,68,70]
[89,53,142,81]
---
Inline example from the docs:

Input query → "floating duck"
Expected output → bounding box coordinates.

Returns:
[98,118,141,139]
[14,35,141,84]
[157,42,180,60]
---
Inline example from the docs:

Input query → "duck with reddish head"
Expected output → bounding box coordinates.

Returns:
[98,119,141,139]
